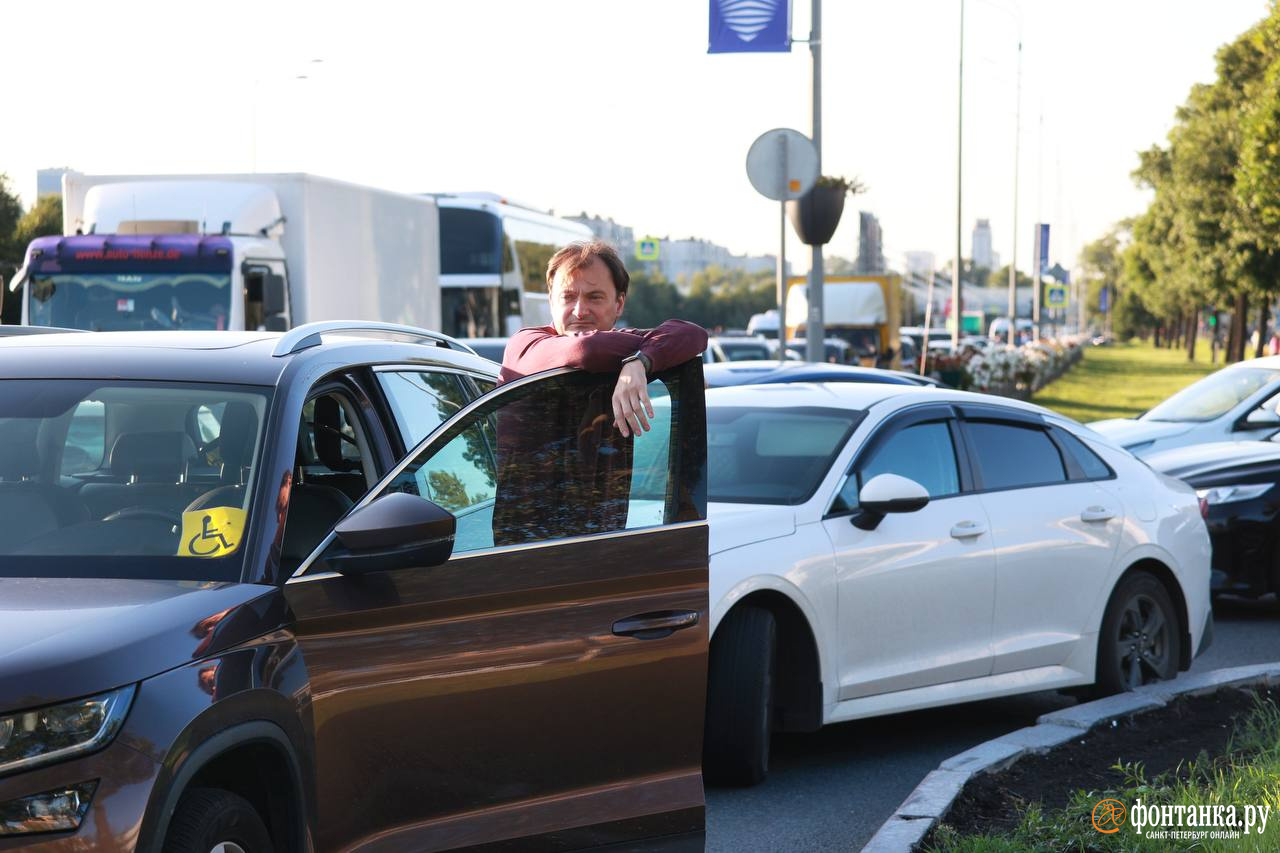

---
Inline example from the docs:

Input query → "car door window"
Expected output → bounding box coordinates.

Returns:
[376,371,683,555]
[377,370,471,448]
[280,391,378,575]
[965,421,1066,491]
[1052,427,1114,480]
[839,420,959,510]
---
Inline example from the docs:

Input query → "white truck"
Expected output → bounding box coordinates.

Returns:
[9,174,593,337]
[9,172,444,334]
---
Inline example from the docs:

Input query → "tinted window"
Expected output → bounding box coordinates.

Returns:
[378,371,470,448]
[0,380,268,580]
[1055,428,1113,480]
[377,372,680,553]
[440,208,502,275]
[708,407,860,505]
[441,287,501,338]
[966,421,1066,490]
[850,421,959,506]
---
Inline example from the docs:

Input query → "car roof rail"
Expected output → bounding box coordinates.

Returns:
[272,321,479,358]
[0,325,88,336]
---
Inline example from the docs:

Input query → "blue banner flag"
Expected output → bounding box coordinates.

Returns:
[1037,223,1050,275]
[709,0,791,53]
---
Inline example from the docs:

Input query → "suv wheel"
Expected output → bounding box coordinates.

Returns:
[703,605,776,786]
[163,788,274,853]
[1094,572,1180,696]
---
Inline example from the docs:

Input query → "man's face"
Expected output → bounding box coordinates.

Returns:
[551,257,625,334]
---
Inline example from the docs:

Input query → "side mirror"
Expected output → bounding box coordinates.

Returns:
[263,273,287,316]
[325,492,456,575]
[851,473,930,531]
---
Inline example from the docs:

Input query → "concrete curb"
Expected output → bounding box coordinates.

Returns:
[860,663,1280,852]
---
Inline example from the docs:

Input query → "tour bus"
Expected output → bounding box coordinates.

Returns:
[433,193,593,338]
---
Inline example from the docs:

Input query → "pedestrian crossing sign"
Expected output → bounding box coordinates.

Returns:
[1046,284,1068,308]
[636,238,660,261]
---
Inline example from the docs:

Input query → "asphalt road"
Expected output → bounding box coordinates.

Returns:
[704,596,1280,852]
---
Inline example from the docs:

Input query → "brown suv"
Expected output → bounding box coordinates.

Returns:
[0,323,708,852]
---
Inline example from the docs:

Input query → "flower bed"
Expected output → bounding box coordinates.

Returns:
[925,335,1088,400]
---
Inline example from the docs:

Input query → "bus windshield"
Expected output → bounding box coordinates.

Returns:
[28,272,232,331]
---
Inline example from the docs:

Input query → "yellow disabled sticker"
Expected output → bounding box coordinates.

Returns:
[179,507,247,558]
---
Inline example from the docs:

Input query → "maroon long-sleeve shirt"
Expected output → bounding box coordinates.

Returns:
[490,319,706,545]
[498,319,709,384]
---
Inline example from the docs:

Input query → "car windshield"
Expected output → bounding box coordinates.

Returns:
[28,272,233,331]
[0,380,270,581]
[719,341,773,361]
[707,406,863,504]
[1144,367,1280,422]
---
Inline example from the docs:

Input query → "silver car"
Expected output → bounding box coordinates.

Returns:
[1090,356,1280,456]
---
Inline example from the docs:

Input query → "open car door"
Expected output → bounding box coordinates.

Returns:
[285,359,708,852]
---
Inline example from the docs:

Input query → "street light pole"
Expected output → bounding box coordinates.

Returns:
[807,0,825,364]
[953,0,965,349]
[1008,39,1021,346]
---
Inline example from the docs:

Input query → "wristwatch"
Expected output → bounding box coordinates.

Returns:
[621,350,652,376]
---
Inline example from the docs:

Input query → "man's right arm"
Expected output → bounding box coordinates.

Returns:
[499,322,707,384]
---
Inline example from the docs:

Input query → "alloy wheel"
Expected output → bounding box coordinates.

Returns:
[1115,592,1170,689]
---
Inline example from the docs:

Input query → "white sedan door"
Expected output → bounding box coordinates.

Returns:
[959,411,1124,676]
[823,408,996,699]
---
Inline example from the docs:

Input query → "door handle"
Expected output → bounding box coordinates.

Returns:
[613,610,700,640]
[1080,506,1116,523]
[950,521,987,539]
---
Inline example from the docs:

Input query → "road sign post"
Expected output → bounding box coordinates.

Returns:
[747,128,818,362]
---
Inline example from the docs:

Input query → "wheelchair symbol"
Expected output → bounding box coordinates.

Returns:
[188,514,234,556]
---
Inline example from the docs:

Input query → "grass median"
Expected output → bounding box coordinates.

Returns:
[1032,340,1220,424]
[925,692,1280,852]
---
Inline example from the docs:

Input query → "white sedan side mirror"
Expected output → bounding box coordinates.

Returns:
[852,474,930,531]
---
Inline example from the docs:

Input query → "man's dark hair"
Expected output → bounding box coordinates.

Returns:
[545,240,631,297]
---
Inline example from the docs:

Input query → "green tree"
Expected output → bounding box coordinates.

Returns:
[681,265,775,330]
[13,196,61,248]
[621,268,683,329]
[0,174,23,270]
[0,175,29,326]
[987,264,1033,291]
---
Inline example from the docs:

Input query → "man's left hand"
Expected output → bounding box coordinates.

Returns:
[612,360,653,438]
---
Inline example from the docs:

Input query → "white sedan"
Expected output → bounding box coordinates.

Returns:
[703,383,1213,785]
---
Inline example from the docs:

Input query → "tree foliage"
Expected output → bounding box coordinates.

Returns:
[623,264,775,331]
[1099,3,1280,359]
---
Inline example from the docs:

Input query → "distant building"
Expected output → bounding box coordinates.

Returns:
[903,250,935,280]
[37,168,71,199]
[855,212,885,274]
[971,218,994,270]
[656,237,780,283]
[566,212,635,261]
[571,213,783,283]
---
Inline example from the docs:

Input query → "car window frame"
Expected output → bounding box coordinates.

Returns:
[1045,424,1118,482]
[288,360,706,580]
[825,403,971,518]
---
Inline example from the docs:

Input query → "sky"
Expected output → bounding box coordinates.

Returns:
[2,0,1272,275]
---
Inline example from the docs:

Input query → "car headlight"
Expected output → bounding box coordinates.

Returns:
[0,685,135,776]
[1195,483,1274,506]
[0,782,97,836]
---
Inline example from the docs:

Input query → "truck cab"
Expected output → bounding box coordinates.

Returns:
[12,180,290,332]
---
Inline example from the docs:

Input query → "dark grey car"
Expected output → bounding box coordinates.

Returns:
[0,323,708,852]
